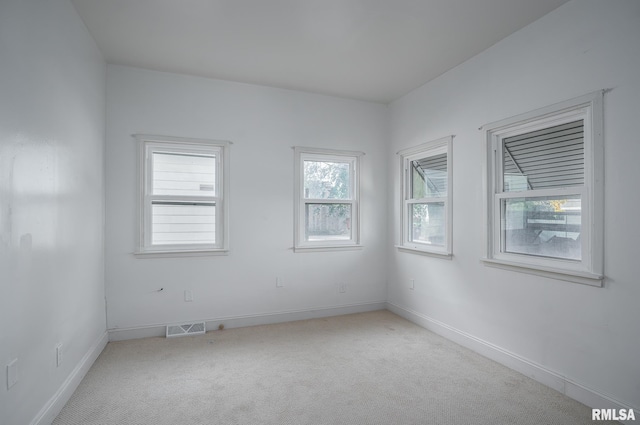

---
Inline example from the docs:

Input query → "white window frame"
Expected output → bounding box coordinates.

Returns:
[294,146,363,252]
[482,91,604,286]
[397,136,453,257]
[134,134,230,257]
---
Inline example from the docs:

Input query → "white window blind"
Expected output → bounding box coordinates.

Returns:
[503,120,584,191]
[398,136,453,257]
[483,91,604,286]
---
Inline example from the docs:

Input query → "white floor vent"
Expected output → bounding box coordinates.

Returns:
[166,322,206,338]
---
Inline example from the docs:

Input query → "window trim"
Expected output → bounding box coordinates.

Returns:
[293,146,363,252]
[396,136,453,258]
[134,134,231,257]
[481,91,604,286]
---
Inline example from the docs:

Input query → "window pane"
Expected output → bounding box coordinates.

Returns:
[409,202,445,246]
[153,152,216,196]
[503,120,584,192]
[305,203,351,241]
[502,196,581,260]
[303,160,350,199]
[411,153,447,198]
[152,202,215,245]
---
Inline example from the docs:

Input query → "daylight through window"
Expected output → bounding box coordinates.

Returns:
[398,136,453,256]
[294,147,362,251]
[483,92,604,285]
[136,135,230,255]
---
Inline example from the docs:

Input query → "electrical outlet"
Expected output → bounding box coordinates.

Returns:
[56,343,63,367]
[7,358,18,389]
[276,277,284,288]
[339,283,347,293]
[184,290,193,302]
[410,279,415,290]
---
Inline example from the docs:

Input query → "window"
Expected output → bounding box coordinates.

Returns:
[483,91,604,285]
[397,136,453,257]
[135,135,230,256]
[294,147,363,251]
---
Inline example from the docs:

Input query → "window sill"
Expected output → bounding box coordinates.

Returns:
[395,246,452,259]
[134,249,229,259]
[481,258,603,287]
[294,244,363,253]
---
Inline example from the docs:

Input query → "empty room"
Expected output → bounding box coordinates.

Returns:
[1,0,639,424]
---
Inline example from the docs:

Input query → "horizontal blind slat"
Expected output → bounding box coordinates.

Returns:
[503,120,584,191]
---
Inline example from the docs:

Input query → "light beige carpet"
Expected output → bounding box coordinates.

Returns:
[54,310,609,425]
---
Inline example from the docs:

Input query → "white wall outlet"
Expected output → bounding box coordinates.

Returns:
[339,283,347,293]
[7,358,18,389]
[56,343,63,367]
[410,279,415,290]
[184,290,193,302]
[276,277,284,288]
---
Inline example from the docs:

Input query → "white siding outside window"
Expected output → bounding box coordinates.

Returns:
[135,135,230,257]
[482,92,604,285]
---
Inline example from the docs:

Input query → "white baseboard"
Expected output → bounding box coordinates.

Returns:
[386,302,638,425]
[30,330,108,425]
[108,301,387,341]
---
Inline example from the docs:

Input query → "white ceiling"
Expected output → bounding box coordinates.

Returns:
[71,0,569,104]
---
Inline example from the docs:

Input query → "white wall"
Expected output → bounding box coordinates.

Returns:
[388,0,640,412]
[3,1,636,421]
[105,66,388,336]
[0,1,107,424]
